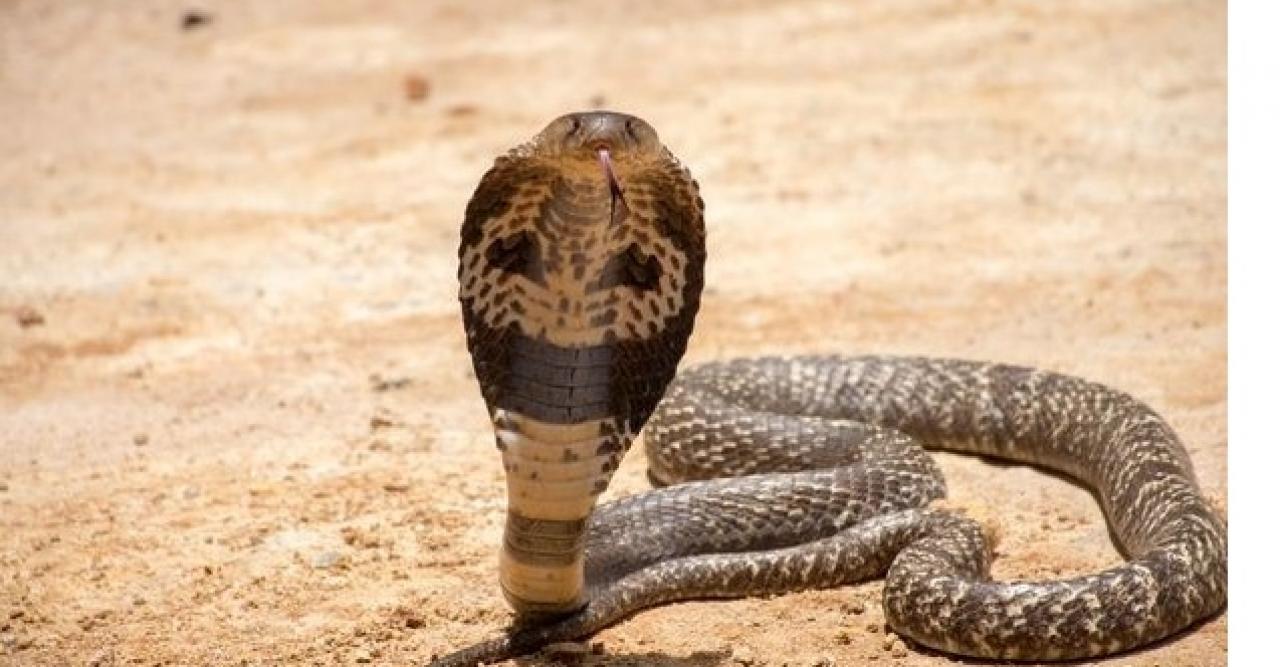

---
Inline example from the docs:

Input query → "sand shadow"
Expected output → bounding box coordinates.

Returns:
[514,647,731,666]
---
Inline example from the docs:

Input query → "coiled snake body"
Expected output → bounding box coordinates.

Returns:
[438,112,1226,665]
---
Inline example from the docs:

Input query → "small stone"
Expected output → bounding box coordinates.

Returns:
[890,642,908,658]
[865,622,880,634]
[180,10,212,31]
[341,527,382,549]
[881,636,895,651]
[87,648,115,666]
[3,634,33,651]
[732,647,757,665]
[14,306,44,328]
[841,599,866,615]
[811,657,835,667]
[133,433,149,446]
[369,412,398,430]
[403,75,430,102]
[311,551,344,569]
[369,374,413,392]
[382,481,410,493]
[352,649,373,663]
[834,629,854,645]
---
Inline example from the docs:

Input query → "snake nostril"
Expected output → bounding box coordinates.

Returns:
[566,116,582,138]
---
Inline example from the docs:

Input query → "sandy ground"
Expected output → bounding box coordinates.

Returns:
[0,1,1225,665]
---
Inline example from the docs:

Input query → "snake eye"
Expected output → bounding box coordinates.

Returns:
[594,243,661,292]
[485,231,546,285]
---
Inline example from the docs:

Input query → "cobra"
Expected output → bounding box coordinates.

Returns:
[444,111,1226,665]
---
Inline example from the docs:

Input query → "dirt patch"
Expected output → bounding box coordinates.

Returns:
[1,1,1224,665]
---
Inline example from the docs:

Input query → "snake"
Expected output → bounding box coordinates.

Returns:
[435,111,1227,665]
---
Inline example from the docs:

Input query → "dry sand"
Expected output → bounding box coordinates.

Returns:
[0,1,1225,665]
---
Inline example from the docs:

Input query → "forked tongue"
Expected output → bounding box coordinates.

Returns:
[597,148,629,224]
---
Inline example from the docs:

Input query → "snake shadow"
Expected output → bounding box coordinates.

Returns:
[504,613,1224,667]
[513,647,731,667]
[517,611,1225,667]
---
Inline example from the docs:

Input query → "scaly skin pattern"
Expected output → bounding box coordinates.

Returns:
[439,113,1226,666]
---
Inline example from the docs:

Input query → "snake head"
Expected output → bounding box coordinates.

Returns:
[458,111,706,618]
[535,111,662,163]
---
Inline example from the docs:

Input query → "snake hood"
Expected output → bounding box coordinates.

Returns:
[458,111,706,616]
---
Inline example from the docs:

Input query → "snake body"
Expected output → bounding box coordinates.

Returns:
[438,112,1227,665]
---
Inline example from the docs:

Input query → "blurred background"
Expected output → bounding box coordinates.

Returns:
[0,2,1224,665]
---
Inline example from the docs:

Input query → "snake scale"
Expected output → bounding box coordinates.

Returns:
[435,112,1227,665]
